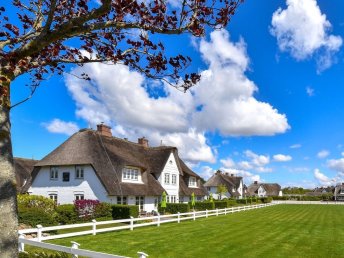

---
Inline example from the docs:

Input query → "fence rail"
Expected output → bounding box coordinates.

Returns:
[18,203,276,257]
[272,200,344,205]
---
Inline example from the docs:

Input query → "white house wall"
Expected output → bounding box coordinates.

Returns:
[29,165,109,204]
[158,152,180,202]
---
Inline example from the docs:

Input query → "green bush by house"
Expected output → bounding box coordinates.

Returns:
[111,205,139,219]
[17,194,56,213]
[158,203,190,214]
[18,206,58,227]
[214,201,227,209]
[94,202,113,221]
[194,201,215,211]
[55,204,78,225]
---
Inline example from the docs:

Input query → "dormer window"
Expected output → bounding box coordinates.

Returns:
[75,166,84,179]
[189,177,197,187]
[122,167,140,182]
[50,167,58,180]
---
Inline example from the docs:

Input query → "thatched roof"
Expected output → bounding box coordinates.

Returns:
[33,129,206,197]
[204,172,243,192]
[13,157,37,193]
[247,182,281,196]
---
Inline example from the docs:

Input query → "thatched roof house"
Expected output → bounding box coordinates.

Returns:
[247,181,282,197]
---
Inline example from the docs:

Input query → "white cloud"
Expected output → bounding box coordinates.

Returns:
[199,166,216,180]
[314,168,337,186]
[273,154,292,162]
[220,157,235,168]
[290,143,301,149]
[317,150,330,159]
[327,158,344,172]
[306,87,314,97]
[193,30,290,136]
[244,150,270,167]
[271,0,342,72]
[64,29,290,164]
[43,119,79,136]
[221,168,261,184]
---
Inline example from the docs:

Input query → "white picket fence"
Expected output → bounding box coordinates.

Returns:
[18,203,276,257]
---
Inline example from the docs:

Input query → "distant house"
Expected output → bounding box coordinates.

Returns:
[13,157,37,194]
[307,186,334,196]
[25,124,206,212]
[204,170,243,199]
[247,181,282,197]
[334,184,344,201]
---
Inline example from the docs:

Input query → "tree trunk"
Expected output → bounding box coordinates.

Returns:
[0,75,18,257]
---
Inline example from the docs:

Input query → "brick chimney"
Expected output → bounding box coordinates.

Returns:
[97,123,112,137]
[230,174,234,177]
[138,137,149,148]
[254,181,258,185]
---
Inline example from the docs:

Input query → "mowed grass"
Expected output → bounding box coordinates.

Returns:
[45,205,344,258]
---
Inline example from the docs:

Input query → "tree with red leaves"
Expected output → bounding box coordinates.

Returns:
[0,0,242,256]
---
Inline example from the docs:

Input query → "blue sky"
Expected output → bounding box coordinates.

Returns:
[10,0,344,188]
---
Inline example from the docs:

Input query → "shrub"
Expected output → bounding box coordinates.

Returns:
[56,204,78,224]
[158,203,190,214]
[214,201,227,209]
[17,194,56,213]
[19,251,69,258]
[94,202,112,220]
[227,199,237,207]
[236,199,247,204]
[74,199,100,220]
[194,201,215,211]
[260,197,273,203]
[111,205,139,219]
[18,207,58,227]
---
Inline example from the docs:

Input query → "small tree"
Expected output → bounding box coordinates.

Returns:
[0,1,243,255]
[216,184,228,200]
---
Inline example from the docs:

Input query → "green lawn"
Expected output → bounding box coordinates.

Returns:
[38,205,344,257]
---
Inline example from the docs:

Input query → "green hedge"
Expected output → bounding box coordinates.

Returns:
[19,251,69,258]
[18,194,56,213]
[56,204,78,224]
[158,203,190,214]
[260,197,273,203]
[227,199,237,207]
[94,202,112,220]
[111,205,139,219]
[18,207,58,227]
[214,201,227,209]
[194,201,215,211]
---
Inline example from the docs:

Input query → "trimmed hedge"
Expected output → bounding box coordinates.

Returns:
[56,204,78,224]
[158,203,190,214]
[111,205,139,219]
[94,202,112,220]
[18,207,58,227]
[227,199,237,207]
[18,194,56,213]
[194,201,215,211]
[214,201,227,209]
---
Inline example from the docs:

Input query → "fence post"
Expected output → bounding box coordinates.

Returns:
[193,210,196,221]
[137,251,149,258]
[231,207,233,213]
[206,209,208,218]
[36,224,43,242]
[18,233,25,252]
[177,212,180,223]
[92,219,97,235]
[71,241,80,258]
[130,216,134,230]
[157,213,160,227]
[224,208,227,215]
[216,208,218,216]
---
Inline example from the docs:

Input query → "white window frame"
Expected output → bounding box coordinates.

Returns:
[117,196,127,205]
[171,174,177,185]
[75,166,84,179]
[50,167,58,180]
[49,193,58,203]
[188,177,197,187]
[164,173,170,184]
[122,167,139,182]
[74,194,84,201]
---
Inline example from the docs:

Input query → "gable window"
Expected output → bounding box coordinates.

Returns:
[75,166,84,179]
[49,193,58,204]
[189,177,197,187]
[74,194,84,201]
[117,196,127,205]
[50,167,58,180]
[172,174,177,185]
[62,172,70,182]
[122,167,139,181]
[164,173,170,184]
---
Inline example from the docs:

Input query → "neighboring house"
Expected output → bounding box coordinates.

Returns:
[204,170,243,199]
[307,186,334,196]
[247,181,282,197]
[13,157,37,194]
[334,184,344,201]
[26,124,206,212]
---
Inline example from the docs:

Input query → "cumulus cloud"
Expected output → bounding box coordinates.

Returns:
[244,150,270,167]
[43,119,79,136]
[64,29,289,164]
[271,0,342,72]
[220,157,236,168]
[317,150,330,159]
[273,154,292,162]
[314,169,337,186]
[221,168,261,184]
[327,158,344,172]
